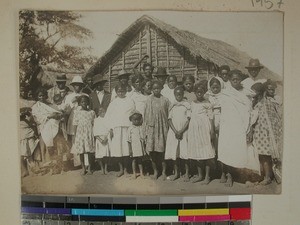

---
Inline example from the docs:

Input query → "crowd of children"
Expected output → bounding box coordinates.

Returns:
[19,58,283,187]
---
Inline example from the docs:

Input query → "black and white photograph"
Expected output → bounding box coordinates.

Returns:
[19,10,283,195]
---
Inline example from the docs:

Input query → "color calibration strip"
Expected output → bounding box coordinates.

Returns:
[21,195,251,224]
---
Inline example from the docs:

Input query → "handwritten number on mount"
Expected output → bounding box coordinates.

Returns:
[265,0,274,9]
[277,0,284,8]
[251,0,284,9]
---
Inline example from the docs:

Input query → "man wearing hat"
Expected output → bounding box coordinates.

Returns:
[82,76,94,95]
[142,63,154,80]
[48,74,69,104]
[111,69,133,102]
[154,67,169,86]
[89,75,111,116]
[242,58,267,95]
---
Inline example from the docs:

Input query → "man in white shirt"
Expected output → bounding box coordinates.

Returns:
[242,58,267,95]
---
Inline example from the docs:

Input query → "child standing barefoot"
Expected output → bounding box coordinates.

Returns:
[105,84,135,177]
[144,81,170,180]
[93,107,109,174]
[71,95,96,175]
[128,110,145,179]
[188,81,215,185]
[165,86,190,181]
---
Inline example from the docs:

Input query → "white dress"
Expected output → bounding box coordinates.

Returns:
[187,101,215,160]
[218,86,252,168]
[105,97,135,157]
[161,84,176,104]
[127,125,145,157]
[165,101,190,160]
[93,116,110,159]
[130,90,148,117]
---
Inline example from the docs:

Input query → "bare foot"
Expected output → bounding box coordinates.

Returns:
[200,177,211,185]
[192,176,203,183]
[225,175,233,187]
[80,170,87,175]
[220,173,227,183]
[170,174,179,181]
[161,173,167,181]
[151,172,158,180]
[259,178,272,185]
[133,173,137,179]
[183,174,189,182]
[86,170,93,175]
[117,170,124,177]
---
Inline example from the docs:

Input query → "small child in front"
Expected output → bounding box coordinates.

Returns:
[128,110,145,179]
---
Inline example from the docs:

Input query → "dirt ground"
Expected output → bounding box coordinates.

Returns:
[21,168,281,195]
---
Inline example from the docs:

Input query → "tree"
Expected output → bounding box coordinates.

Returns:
[19,10,96,88]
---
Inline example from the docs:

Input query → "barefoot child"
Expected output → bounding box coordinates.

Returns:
[71,95,96,175]
[128,110,145,179]
[105,84,135,177]
[188,81,215,184]
[93,107,109,174]
[144,81,170,180]
[165,86,191,181]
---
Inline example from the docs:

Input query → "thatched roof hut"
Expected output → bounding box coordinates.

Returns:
[87,15,281,90]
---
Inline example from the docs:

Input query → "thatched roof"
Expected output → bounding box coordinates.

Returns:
[86,15,282,81]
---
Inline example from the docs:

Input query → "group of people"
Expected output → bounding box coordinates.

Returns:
[19,58,283,187]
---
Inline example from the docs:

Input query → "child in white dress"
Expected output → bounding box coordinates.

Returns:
[188,81,215,184]
[128,110,145,179]
[93,107,110,174]
[165,86,191,181]
[161,75,178,104]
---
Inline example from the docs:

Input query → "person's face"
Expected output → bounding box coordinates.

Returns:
[80,97,89,110]
[152,83,162,96]
[184,80,194,92]
[98,109,106,118]
[195,88,205,100]
[248,68,261,78]
[220,69,229,82]
[20,88,27,99]
[230,74,242,90]
[73,84,82,93]
[210,82,221,94]
[131,114,142,126]
[144,66,152,77]
[168,77,177,89]
[116,87,126,98]
[95,83,104,92]
[132,78,141,91]
[157,76,167,85]
[265,84,276,97]
[37,92,47,103]
[57,81,66,90]
[86,78,93,87]
[119,76,129,85]
[174,90,184,102]
[27,90,33,99]
[143,81,152,95]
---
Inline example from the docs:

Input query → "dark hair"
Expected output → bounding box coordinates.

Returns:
[167,75,177,82]
[131,74,144,84]
[264,79,277,89]
[78,95,90,105]
[174,85,185,94]
[194,80,208,93]
[228,69,243,78]
[219,65,230,72]
[151,80,163,89]
[114,83,127,92]
[142,63,153,71]
[36,87,48,99]
[209,77,221,87]
[183,75,195,84]
[53,94,63,104]
[129,112,143,122]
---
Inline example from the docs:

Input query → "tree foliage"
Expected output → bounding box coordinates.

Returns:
[19,10,96,87]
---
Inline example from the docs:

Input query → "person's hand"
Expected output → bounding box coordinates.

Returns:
[109,129,114,139]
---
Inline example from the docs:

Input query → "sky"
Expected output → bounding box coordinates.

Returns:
[75,11,283,75]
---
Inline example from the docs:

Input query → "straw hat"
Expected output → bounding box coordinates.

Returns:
[70,75,84,85]
[117,69,131,78]
[245,58,264,69]
[154,67,169,77]
[56,74,67,82]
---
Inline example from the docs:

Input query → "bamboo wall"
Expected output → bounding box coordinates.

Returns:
[102,25,215,91]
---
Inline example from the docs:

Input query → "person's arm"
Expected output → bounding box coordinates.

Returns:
[168,119,179,135]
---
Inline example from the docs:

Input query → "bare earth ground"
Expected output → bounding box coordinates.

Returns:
[22,169,281,195]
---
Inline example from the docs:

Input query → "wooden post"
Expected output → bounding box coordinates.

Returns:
[146,25,152,64]
[122,51,125,69]
[139,31,142,71]
[166,41,169,69]
[155,30,158,67]
[181,48,185,78]
[108,64,112,92]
